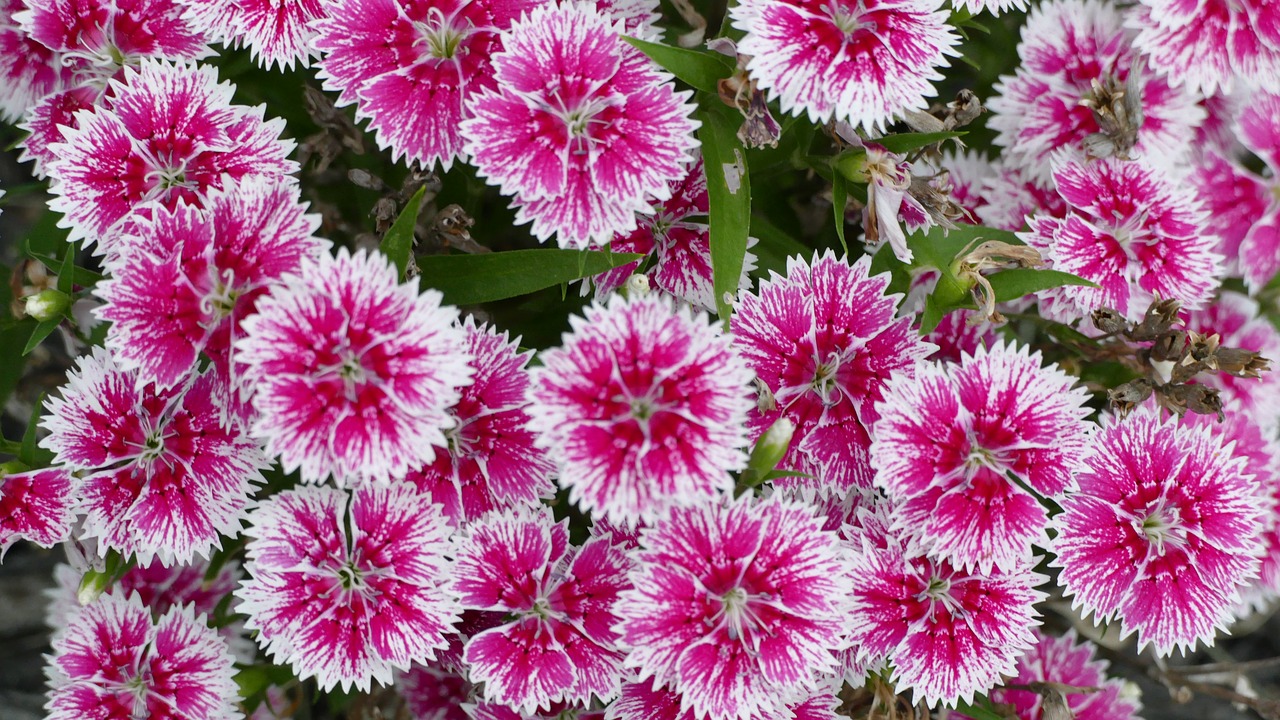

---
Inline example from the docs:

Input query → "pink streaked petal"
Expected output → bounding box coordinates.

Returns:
[550,537,632,642]
[234,0,326,69]
[451,507,567,612]
[1240,211,1280,293]
[465,618,578,714]
[147,603,242,719]
[514,163,650,249]
[0,0,68,123]
[899,472,1047,572]
[16,86,98,176]
[359,64,468,170]
[0,469,77,556]
[39,346,151,470]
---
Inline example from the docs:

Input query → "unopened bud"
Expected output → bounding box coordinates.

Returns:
[1214,348,1271,378]
[1108,378,1154,418]
[1130,297,1180,340]
[1091,307,1129,335]
[739,417,796,490]
[24,288,71,322]
[625,274,651,298]
[77,568,113,606]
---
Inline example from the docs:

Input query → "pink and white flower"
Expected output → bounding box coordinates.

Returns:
[616,494,853,720]
[451,507,631,712]
[1129,0,1280,96]
[404,318,555,526]
[397,663,472,720]
[731,252,934,491]
[730,0,959,133]
[96,179,324,392]
[46,592,240,720]
[0,468,76,558]
[1021,155,1222,323]
[608,678,841,720]
[40,347,266,566]
[461,1,700,248]
[237,483,461,692]
[960,629,1141,720]
[312,0,543,171]
[1053,407,1264,655]
[527,293,753,522]
[15,0,212,171]
[592,158,758,312]
[988,0,1205,185]
[872,341,1092,573]
[182,0,327,69]
[0,0,68,123]
[236,247,472,486]
[849,526,1044,708]
[44,59,298,250]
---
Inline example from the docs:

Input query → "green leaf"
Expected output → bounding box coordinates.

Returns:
[417,249,644,306]
[23,317,62,355]
[19,392,54,467]
[30,252,103,287]
[953,698,1012,720]
[831,174,849,255]
[622,37,734,94]
[56,240,77,294]
[875,131,965,155]
[904,223,1022,334]
[988,268,1097,303]
[380,185,427,280]
[698,104,751,323]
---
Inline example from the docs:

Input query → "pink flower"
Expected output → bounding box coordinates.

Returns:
[236,247,472,486]
[731,252,934,491]
[461,2,700,248]
[849,527,1044,708]
[1053,407,1264,655]
[404,318,555,526]
[730,0,959,133]
[312,0,542,171]
[15,0,212,172]
[607,678,841,720]
[96,179,324,392]
[44,59,298,250]
[872,341,1092,573]
[1129,0,1280,96]
[0,0,68,123]
[976,157,1068,232]
[237,483,461,691]
[182,0,327,69]
[1021,155,1222,323]
[988,0,1204,186]
[527,293,753,522]
[450,507,631,712]
[592,158,758,312]
[0,468,76,558]
[959,629,1141,720]
[40,348,266,566]
[397,663,472,720]
[616,494,853,720]
[46,592,240,720]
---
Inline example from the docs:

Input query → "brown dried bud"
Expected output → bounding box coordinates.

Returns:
[902,108,948,134]
[1109,378,1154,417]
[371,197,398,235]
[1079,61,1144,161]
[1214,347,1271,378]
[1186,330,1222,362]
[1157,383,1223,420]
[946,89,984,129]
[1130,297,1180,340]
[1150,330,1187,364]
[1091,307,1129,335]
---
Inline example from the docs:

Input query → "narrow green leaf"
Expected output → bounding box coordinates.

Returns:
[988,268,1097,302]
[380,185,427,280]
[920,273,970,334]
[417,249,644,306]
[19,392,46,467]
[868,243,911,299]
[698,105,751,323]
[831,174,849,255]
[622,37,734,94]
[23,317,61,355]
[30,252,103,287]
[56,241,77,294]
[953,698,1011,720]
[875,131,965,155]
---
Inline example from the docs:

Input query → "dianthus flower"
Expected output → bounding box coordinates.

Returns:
[403,318,554,525]
[975,157,1068,232]
[0,468,76,558]
[96,180,323,392]
[461,2,700,248]
[15,0,211,171]
[46,592,240,720]
[1183,292,1280,427]
[872,341,1091,572]
[1021,155,1222,323]
[40,348,266,566]
[729,0,959,133]
[182,0,327,69]
[988,0,1204,186]
[450,507,631,712]
[849,526,1044,708]
[312,0,541,171]
[237,483,460,691]
[0,0,67,123]
[616,494,853,720]
[236,247,472,486]
[592,158,757,312]
[1129,0,1280,96]
[44,59,297,250]
[957,629,1140,720]
[1196,93,1280,291]
[608,678,841,720]
[527,293,753,522]
[397,663,472,720]
[1053,407,1264,655]
[731,252,934,491]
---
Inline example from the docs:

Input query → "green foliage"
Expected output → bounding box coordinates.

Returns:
[698,103,752,323]
[622,36,735,94]
[417,249,645,306]
[380,185,428,280]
